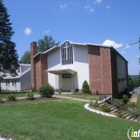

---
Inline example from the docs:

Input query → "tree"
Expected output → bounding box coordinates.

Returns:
[19,50,30,64]
[128,75,134,91]
[37,35,59,52]
[0,0,18,72]
[0,0,19,92]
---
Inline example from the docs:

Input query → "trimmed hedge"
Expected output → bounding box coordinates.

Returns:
[39,83,54,97]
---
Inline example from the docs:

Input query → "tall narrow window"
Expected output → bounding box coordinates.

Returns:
[61,41,73,65]
[12,80,16,87]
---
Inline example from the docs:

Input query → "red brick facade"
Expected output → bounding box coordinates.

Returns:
[30,42,48,90]
[88,45,112,95]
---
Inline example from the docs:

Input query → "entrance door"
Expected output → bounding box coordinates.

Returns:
[62,73,73,91]
[62,78,72,91]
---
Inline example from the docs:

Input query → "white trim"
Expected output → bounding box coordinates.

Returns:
[43,46,59,54]
[19,64,31,66]
[84,104,116,118]
[33,52,43,58]
[3,68,31,79]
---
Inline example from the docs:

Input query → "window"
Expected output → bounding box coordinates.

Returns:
[62,73,72,78]
[61,41,73,65]
[6,81,10,87]
[12,80,16,87]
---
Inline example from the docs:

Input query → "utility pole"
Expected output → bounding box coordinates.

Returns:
[139,37,140,86]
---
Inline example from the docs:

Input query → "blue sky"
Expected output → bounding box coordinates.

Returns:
[3,0,140,75]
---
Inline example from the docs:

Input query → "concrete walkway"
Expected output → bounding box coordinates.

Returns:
[53,95,91,102]
[130,94,138,103]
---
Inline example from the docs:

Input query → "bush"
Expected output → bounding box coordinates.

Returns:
[125,101,136,108]
[82,80,90,94]
[123,95,129,104]
[90,100,99,108]
[39,83,54,97]
[100,104,110,112]
[117,110,125,118]
[113,99,124,108]
[0,99,4,103]
[26,91,34,100]
[7,93,16,101]
[96,90,99,95]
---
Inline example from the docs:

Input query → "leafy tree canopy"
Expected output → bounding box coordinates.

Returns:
[128,75,134,91]
[37,35,60,52]
[0,0,19,75]
[19,50,30,64]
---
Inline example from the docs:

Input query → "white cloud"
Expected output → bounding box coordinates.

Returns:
[43,30,50,34]
[106,6,110,9]
[102,40,123,49]
[93,0,102,4]
[60,4,68,9]
[84,5,94,12]
[24,27,31,35]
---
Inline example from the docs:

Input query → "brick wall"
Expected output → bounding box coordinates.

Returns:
[88,45,112,95]
[30,42,37,91]
[30,42,48,90]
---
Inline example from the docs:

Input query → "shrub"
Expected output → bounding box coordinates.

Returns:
[100,104,110,112]
[39,83,54,97]
[117,110,125,118]
[113,99,124,108]
[82,80,90,94]
[123,95,129,104]
[89,90,92,95]
[0,99,4,103]
[90,100,99,108]
[7,93,16,101]
[125,101,136,108]
[96,90,99,95]
[26,91,34,100]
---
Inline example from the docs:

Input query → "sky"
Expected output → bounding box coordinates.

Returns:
[3,0,140,75]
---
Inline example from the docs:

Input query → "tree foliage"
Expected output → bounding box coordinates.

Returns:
[37,35,59,52]
[82,80,90,94]
[128,75,134,91]
[19,50,30,64]
[0,0,18,74]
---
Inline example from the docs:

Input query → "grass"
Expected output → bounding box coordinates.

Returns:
[56,93,99,100]
[0,100,139,140]
[0,92,39,99]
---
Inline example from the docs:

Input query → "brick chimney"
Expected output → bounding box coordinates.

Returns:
[30,42,37,91]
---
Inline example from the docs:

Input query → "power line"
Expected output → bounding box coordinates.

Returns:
[117,41,139,49]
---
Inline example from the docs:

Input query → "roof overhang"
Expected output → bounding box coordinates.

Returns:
[47,69,77,75]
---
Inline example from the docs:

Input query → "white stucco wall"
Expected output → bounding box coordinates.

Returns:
[47,48,61,88]
[117,55,127,93]
[73,45,89,90]
[47,44,89,91]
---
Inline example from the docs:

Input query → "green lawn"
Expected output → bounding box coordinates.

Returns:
[56,93,99,100]
[0,92,38,99]
[0,99,139,140]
